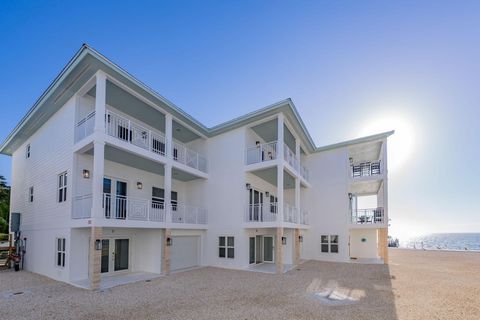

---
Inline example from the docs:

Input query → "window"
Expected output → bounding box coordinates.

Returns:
[321,235,339,253]
[270,195,278,213]
[56,238,66,267]
[58,172,67,203]
[28,186,34,202]
[219,236,234,259]
[26,144,30,158]
[151,187,177,210]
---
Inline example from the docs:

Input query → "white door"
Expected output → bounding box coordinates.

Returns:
[170,236,200,271]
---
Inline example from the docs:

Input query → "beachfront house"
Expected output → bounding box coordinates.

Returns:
[0,45,392,289]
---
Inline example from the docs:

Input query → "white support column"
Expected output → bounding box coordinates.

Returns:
[165,163,172,223]
[91,141,105,221]
[94,71,107,136]
[382,139,389,224]
[295,177,300,219]
[295,138,301,170]
[277,113,284,165]
[165,114,173,160]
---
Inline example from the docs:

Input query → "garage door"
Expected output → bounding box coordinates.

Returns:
[170,236,200,271]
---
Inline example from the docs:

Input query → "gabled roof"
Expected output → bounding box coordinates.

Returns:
[0,44,393,155]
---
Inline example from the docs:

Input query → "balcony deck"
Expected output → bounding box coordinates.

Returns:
[244,203,309,228]
[350,207,385,228]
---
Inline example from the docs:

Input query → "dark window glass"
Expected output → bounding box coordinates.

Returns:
[321,244,329,253]
[219,247,226,258]
[227,237,234,247]
[227,248,234,259]
[219,236,225,246]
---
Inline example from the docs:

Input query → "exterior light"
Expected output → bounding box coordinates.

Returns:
[82,169,90,179]
[166,237,172,246]
[255,141,260,147]
[95,239,102,250]
[282,237,287,245]
[299,235,303,243]
[246,183,251,190]
[349,157,353,164]
[265,191,270,197]
[348,193,353,200]
[137,182,143,189]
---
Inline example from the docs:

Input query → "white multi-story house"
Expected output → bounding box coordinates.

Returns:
[1,45,392,289]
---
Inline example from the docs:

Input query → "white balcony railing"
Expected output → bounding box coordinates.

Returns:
[351,161,382,178]
[171,203,208,224]
[245,141,278,165]
[244,141,309,182]
[283,203,298,223]
[351,208,384,224]
[245,203,279,222]
[75,111,95,142]
[72,194,207,225]
[172,141,208,173]
[72,194,93,218]
[105,110,167,156]
[244,202,308,225]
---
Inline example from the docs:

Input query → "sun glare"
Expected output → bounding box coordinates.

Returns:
[360,114,415,172]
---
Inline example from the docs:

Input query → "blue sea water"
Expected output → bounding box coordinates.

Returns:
[401,233,480,251]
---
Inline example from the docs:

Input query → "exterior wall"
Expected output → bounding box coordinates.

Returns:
[302,147,350,262]
[10,96,76,281]
[349,229,379,259]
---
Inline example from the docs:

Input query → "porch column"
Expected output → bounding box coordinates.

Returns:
[294,228,301,266]
[276,114,285,274]
[91,141,105,220]
[164,163,172,224]
[165,113,173,159]
[378,228,389,264]
[275,227,284,274]
[93,71,107,136]
[162,229,172,275]
[382,139,389,225]
[295,177,300,221]
[88,226,102,290]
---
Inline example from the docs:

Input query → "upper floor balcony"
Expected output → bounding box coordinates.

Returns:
[74,109,208,174]
[348,138,386,182]
[72,193,208,227]
[245,141,309,182]
[350,207,385,225]
[351,160,382,178]
[244,202,309,227]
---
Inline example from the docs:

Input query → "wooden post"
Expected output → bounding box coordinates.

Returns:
[162,229,172,275]
[89,227,102,290]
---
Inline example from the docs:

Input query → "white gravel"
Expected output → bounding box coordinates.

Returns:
[1,250,478,320]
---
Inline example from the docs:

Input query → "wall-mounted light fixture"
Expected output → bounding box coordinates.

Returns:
[282,237,287,245]
[299,235,303,243]
[166,237,172,246]
[82,169,90,179]
[265,191,270,197]
[246,183,252,190]
[137,181,143,189]
[349,157,353,164]
[95,239,102,250]
[255,141,260,147]
[348,193,353,200]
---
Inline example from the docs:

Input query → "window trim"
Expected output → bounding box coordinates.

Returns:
[58,172,67,203]
[56,237,66,268]
[321,234,339,254]
[218,236,235,259]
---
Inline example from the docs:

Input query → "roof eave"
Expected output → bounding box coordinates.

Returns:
[314,130,395,153]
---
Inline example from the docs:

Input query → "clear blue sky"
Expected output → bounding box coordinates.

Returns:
[1,1,479,238]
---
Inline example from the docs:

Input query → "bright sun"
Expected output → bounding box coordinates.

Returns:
[360,114,415,172]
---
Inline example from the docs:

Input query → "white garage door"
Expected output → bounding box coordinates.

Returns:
[170,236,200,271]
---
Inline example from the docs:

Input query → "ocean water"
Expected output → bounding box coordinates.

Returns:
[401,233,480,251]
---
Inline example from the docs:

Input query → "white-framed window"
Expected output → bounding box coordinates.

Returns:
[219,236,234,259]
[56,238,66,267]
[58,172,67,203]
[321,235,339,253]
[26,144,31,159]
[28,186,34,203]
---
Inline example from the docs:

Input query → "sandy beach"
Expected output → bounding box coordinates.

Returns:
[0,248,479,320]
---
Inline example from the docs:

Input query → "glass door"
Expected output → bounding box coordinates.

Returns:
[100,239,110,273]
[249,237,256,264]
[114,239,129,271]
[115,181,127,219]
[249,189,263,221]
[103,178,112,218]
[263,236,274,263]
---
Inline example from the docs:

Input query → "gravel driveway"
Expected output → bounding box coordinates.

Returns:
[1,249,479,320]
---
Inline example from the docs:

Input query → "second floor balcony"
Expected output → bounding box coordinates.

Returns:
[244,202,309,226]
[72,193,208,226]
[351,160,382,179]
[350,207,385,225]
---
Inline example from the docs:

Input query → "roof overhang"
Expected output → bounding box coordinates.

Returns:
[0,44,394,156]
